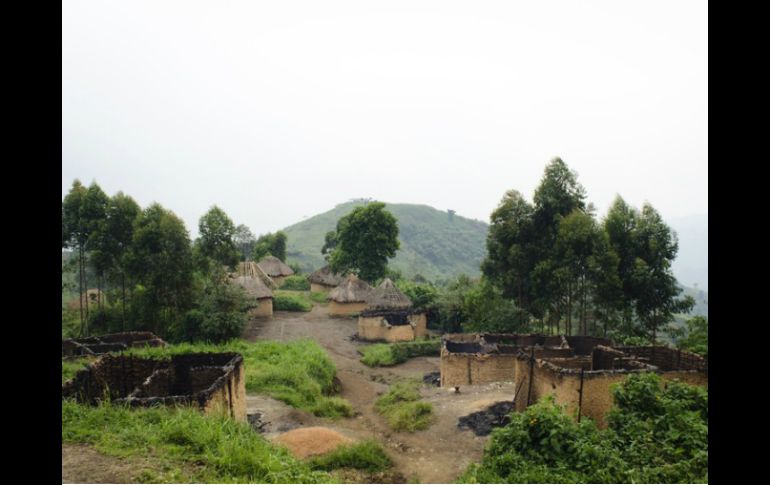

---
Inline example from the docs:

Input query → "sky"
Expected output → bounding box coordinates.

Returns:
[62,0,707,240]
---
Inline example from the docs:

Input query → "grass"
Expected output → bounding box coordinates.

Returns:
[62,356,96,384]
[62,400,331,483]
[309,291,329,304]
[279,275,311,291]
[122,339,353,419]
[360,338,440,367]
[307,439,392,472]
[273,291,313,312]
[374,380,434,432]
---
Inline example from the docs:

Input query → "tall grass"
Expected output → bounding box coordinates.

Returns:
[360,338,440,367]
[62,400,330,483]
[374,380,434,432]
[308,439,392,472]
[273,291,313,312]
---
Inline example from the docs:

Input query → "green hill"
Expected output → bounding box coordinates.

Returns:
[282,201,488,282]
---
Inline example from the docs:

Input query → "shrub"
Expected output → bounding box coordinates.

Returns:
[280,275,311,291]
[309,292,328,304]
[374,380,434,432]
[308,440,392,472]
[273,292,313,312]
[360,339,440,367]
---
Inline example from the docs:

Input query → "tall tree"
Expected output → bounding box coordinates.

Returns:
[62,180,88,335]
[82,183,110,315]
[603,196,640,328]
[321,230,338,261]
[252,231,288,262]
[328,202,400,283]
[233,224,256,261]
[197,206,239,268]
[127,203,194,336]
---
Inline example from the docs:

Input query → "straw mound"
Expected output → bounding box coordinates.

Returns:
[272,427,354,459]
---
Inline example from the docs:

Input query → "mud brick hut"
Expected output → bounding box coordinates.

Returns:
[232,273,274,318]
[308,265,345,293]
[357,278,428,342]
[440,333,581,387]
[62,332,167,357]
[327,274,373,317]
[62,352,247,422]
[256,255,295,287]
[512,344,708,427]
[236,261,278,290]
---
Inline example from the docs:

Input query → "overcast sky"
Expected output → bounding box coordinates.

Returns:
[62,0,707,239]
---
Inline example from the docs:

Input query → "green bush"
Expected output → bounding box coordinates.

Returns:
[360,339,440,367]
[62,400,330,483]
[374,380,434,432]
[273,292,313,312]
[280,275,311,291]
[460,373,708,483]
[309,291,328,304]
[308,440,392,472]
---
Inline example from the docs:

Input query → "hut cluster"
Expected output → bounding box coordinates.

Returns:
[228,257,295,318]
[440,333,708,427]
[62,352,247,422]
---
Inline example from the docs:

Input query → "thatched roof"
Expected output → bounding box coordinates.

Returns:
[232,275,273,299]
[366,278,412,311]
[328,274,373,303]
[308,265,345,287]
[236,261,278,289]
[257,256,295,277]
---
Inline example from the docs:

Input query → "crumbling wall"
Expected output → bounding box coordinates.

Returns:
[614,346,707,372]
[62,353,247,422]
[62,332,167,357]
[249,298,273,318]
[565,336,613,355]
[440,350,518,387]
[329,301,368,317]
[357,314,423,342]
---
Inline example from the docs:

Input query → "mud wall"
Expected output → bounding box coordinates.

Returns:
[249,298,273,318]
[201,358,247,422]
[329,301,368,317]
[614,346,707,372]
[440,351,518,387]
[310,283,334,293]
[358,316,417,342]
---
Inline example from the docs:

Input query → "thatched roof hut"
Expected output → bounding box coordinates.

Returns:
[232,275,273,300]
[257,256,295,278]
[237,261,277,289]
[328,274,373,303]
[308,265,345,288]
[366,278,412,311]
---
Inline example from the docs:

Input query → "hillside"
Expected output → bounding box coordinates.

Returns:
[282,201,488,281]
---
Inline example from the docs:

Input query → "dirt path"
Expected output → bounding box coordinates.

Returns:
[244,304,516,483]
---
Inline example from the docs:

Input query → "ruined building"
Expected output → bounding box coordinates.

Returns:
[357,278,427,342]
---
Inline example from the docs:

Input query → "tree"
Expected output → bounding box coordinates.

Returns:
[630,204,694,343]
[328,202,400,283]
[252,231,288,262]
[321,230,337,261]
[82,183,110,315]
[62,180,89,335]
[233,224,256,261]
[126,203,194,336]
[603,196,640,330]
[197,206,239,268]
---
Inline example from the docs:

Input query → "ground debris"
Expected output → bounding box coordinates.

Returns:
[423,371,441,386]
[247,412,268,433]
[457,401,515,436]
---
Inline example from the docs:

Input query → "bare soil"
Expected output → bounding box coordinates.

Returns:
[244,305,516,483]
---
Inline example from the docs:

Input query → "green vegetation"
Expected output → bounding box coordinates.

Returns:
[62,357,95,384]
[460,373,708,483]
[328,202,400,283]
[309,291,329,304]
[273,291,313,312]
[307,440,392,472]
[282,201,488,281]
[279,275,311,291]
[668,316,708,358]
[374,380,434,432]
[125,340,352,418]
[360,339,440,367]
[253,231,288,262]
[62,400,330,483]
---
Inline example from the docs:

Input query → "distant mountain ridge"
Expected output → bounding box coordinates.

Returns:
[282,201,488,281]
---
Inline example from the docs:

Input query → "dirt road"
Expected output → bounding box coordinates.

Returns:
[244,304,516,483]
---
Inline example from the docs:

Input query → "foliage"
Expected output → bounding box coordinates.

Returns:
[233,224,256,262]
[196,206,239,268]
[309,291,329,304]
[328,202,400,283]
[461,278,530,333]
[253,231,288,262]
[279,275,311,291]
[667,316,708,358]
[374,380,434,432]
[360,339,440,367]
[461,374,708,483]
[62,400,330,483]
[395,280,439,313]
[273,291,313,312]
[125,339,351,418]
[62,357,95,384]
[308,440,392,472]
